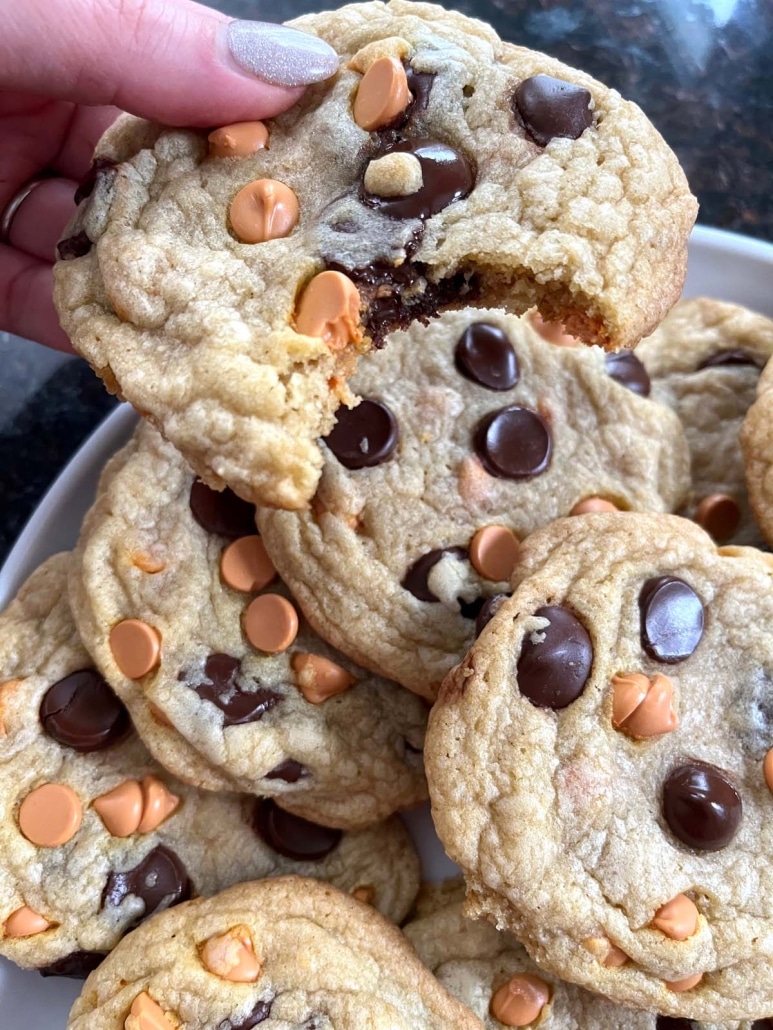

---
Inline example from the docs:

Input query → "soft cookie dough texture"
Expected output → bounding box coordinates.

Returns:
[741,344,773,550]
[53,0,696,510]
[69,422,428,831]
[67,877,481,1030]
[0,557,420,972]
[427,514,773,1021]
[259,307,690,698]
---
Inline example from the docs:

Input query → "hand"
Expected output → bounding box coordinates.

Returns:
[0,0,339,350]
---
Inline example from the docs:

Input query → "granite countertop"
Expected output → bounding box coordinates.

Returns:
[1,0,771,563]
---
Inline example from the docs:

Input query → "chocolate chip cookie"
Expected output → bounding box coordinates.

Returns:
[0,555,420,974]
[741,351,773,551]
[68,422,427,829]
[258,307,690,697]
[53,0,696,510]
[636,298,773,546]
[427,513,773,1021]
[66,876,480,1030]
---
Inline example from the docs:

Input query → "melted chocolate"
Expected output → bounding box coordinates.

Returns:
[252,799,341,860]
[188,654,282,726]
[362,138,475,220]
[74,158,116,205]
[220,999,273,1029]
[604,351,651,396]
[40,669,130,752]
[189,481,256,538]
[514,75,593,147]
[56,230,92,261]
[265,759,307,783]
[101,846,192,924]
[38,951,106,979]
[698,349,761,369]
[402,547,468,603]
[475,593,510,637]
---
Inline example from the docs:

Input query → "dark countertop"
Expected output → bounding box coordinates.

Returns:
[1,0,771,563]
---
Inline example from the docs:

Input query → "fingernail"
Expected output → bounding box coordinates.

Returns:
[226,21,339,87]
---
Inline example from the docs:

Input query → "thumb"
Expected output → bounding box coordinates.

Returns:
[0,0,340,125]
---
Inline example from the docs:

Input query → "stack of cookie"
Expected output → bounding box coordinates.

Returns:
[3,0,773,1027]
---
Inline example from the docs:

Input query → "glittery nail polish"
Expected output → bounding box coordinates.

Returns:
[226,21,339,88]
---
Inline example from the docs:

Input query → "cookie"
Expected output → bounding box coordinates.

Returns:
[66,876,480,1029]
[635,298,773,546]
[0,555,420,973]
[68,422,427,830]
[741,350,773,550]
[427,513,773,1021]
[258,307,690,697]
[404,880,763,1029]
[53,0,696,510]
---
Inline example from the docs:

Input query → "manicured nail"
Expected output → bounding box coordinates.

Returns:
[227,21,339,87]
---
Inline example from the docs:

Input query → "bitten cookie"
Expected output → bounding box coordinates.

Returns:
[0,555,420,974]
[67,876,480,1030]
[636,298,773,546]
[427,513,773,1021]
[404,880,764,1029]
[68,423,427,831]
[258,307,690,697]
[53,0,696,510]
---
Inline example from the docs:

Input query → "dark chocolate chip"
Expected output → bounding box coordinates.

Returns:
[474,406,552,479]
[698,349,761,370]
[324,399,398,470]
[454,323,518,391]
[639,577,704,664]
[38,951,107,979]
[604,351,651,396]
[362,138,474,220]
[220,999,273,1030]
[514,74,593,147]
[517,605,593,709]
[402,546,468,603]
[752,1022,773,1030]
[102,845,192,924]
[656,1019,694,1030]
[265,759,307,783]
[39,669,131,752]
[74,158,116,205]
[189,481,256,538]
[475,593,510,637]
[662,761,742,852]
[405,67,434,113]
[190,654,282,726]
[56,230,92,260]
[458,595,487,620]
[251,799,341,860]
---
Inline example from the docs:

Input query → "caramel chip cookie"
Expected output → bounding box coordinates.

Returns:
[427,513,773,1021]
[0,556,420,973]
[53,0,696,510]
[741,349,773,551]
[636,298,773,546]
[68,422,427,830]
[67,876,480,1030]
[258,307,690,697]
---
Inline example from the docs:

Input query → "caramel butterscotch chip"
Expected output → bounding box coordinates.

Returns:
[291,652,355,703]
[694,493,741,542]
[18,783,82,847]
[353,56,411,130]
[469,525,520,582]
[138,776,180,833]
[603,943,629,967]
[131,551,166,573]
[651,894,699,941]
[200,925,261,982]
[665,972,703,992]
[109,619,161,679]
[208,121,269,158]
[363,152,423,197]
[0,678,23,736]
[529,310,580,347]
[243,594,299,654]
[220,535,276,593]
[570,497,619,515]
[582,936,628,967]
[230,179,299,244]
[611,672,679,737]
[125,992,176,1030]
[295,271,363,351]
[94,780,143,837]
[490,973,550,1026]
[765,749,773,794]
[149,702,173,728]
[352,885,375,905]
[4,906,52,938]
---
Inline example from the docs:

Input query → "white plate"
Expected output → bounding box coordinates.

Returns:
[1,225,772,1027]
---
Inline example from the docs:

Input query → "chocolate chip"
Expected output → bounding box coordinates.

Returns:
[189,481,256,538]
[604,351,651,396]
[662,761,742,851]
[475,593,510,637]
[454,323,518,390]
[221,999,273,1029]
[102,845,192,924]
[39,669,131,752]
[362,138,474,220]
[474,406,552,479]
[656,1019,694,1030]
[458,596,487,620]
[56,230,92,260]
[402,546,468,602]
[38,951,107,979]
[405,67,434,114]
[517,605,593,709]
[190,654,282,726]
[265,759,306,783]
[514,75,593,147]
[639,577,704,664]
[752,1022,773,1030]
[324,398,398,470]
[698,349,761,370]
[74,158,116,205]
[251,799,341,860]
